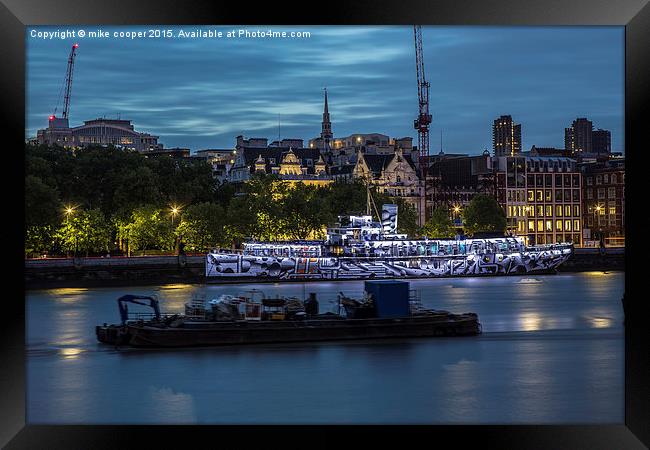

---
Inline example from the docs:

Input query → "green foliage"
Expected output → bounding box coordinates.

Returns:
[462,194,507,236]
[25,175,61,228]
[25,225,55,258]
[321,180,368,223]
[175,202,227,252]
[422,208,455,238]
[123,206,175,255]
[391,197,419,237]
[54,208,112,255]
[278,183,329,240]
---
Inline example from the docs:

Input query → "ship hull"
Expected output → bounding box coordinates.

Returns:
[205,249,573,281]
[97,314,481,348]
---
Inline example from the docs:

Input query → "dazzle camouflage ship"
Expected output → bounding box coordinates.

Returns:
[206,203,573,281]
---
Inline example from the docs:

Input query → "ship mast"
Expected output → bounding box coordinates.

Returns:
[366,184,381,222]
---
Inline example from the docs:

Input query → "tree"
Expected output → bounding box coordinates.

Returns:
[54,208,112,256]
[175,202,227,252]
[321,180,368,223]
[224,174,286,242]
[25,175,61,228]
[462,194,507,236]
[391,197,419,237]
[279,183,329,240]
[25,225,55,258]
[422,207,454,238]
[124,206,174,255]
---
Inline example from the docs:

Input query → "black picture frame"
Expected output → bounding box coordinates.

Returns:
[2,0,648,448]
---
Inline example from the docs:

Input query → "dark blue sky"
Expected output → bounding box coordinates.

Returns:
[26,26,624,154]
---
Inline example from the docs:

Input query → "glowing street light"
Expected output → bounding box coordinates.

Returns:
[63,205,76,221]
[170,205,181,226]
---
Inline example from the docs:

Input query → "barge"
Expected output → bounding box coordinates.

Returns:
[206,204,573,282]
[96,281,481,348]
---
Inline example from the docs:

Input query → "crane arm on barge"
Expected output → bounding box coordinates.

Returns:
[117,295,161,324]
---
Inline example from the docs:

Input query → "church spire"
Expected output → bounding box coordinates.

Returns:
[320,87,333,150]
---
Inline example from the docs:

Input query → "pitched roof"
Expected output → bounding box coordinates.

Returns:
[240,147,326,174]
[360,153,417,175]
[330,164,355,175]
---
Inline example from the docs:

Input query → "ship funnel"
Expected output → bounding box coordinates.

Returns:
[381,204,398,234]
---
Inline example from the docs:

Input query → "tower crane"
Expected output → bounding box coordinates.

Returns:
[50,43,79,122]
[413,26,432,225]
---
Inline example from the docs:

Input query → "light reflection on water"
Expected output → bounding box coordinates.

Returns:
[26,272,624,424]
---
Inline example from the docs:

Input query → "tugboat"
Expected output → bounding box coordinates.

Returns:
[205,202,573,281]
[96,281,481,348]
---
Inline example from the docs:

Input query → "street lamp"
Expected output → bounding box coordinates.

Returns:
[593,204,603,246]
[170,205,182,255]
[63,205,76,221]
[170,205,181,226]
[63,205,77,258]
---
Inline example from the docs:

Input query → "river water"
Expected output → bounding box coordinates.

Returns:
[26,271,625,424]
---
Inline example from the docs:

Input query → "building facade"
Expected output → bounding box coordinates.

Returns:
[565,117,593,154]
[352,148,425,225]
[580,158,625,246]
[37,117,160,151]
[493,115,522,157]
[229,136,332,186]
[426,152,496,227]
[495,156,583,246]
[592,128,612,154]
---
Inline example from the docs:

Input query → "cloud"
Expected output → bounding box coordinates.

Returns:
[26,26,624,153]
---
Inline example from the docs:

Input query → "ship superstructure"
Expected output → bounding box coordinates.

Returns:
[206,204,573,281]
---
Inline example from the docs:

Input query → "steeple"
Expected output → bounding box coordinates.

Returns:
[320,88,333,150]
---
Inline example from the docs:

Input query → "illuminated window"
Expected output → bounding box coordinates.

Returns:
[528,220,535,232]
[565,220,572,231]
[556,205,563,217]
[537,220,544,232]
[527,190,534,201]
[545,220,552,232]
[556,220,563,231]
[536,190,543,201]
[545,205,552,217]
[564,205,571,217]
[573,220,580,231]
[537,205,544,217]
[545,190,552,201]
[599,207,605,216]
[609,206,616,215]
[573,205,580,216]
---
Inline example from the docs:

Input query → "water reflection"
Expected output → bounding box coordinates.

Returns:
[519,312,543,331]
[148,386,197,423]
[59,347,84,360]
[26,272,625,424]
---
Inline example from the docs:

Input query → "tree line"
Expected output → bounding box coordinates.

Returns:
[25,144,506,257]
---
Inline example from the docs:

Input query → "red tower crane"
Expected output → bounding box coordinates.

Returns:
[62,43,79,119]
[50,43,79,122]
[413,26,432,226]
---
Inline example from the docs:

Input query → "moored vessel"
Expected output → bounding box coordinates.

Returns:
[96,281,481,348]
[206,203,573,281]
